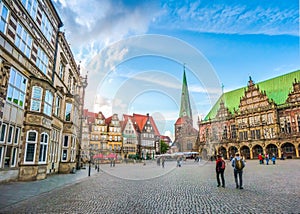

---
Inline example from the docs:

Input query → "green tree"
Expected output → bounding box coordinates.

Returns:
[160,141,169,154]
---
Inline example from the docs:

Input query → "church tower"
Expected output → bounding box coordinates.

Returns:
[179,69,193,120]
[173,66,198,152]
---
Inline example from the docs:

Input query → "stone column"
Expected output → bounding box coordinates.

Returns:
[249,148,253,159]
[0,59,11,125]
[295,143,299,158]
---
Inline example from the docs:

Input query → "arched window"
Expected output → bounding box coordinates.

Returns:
[25,130,37,163]
[39,133,48,163]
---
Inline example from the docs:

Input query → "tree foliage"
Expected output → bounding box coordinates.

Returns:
[160,140,169,154]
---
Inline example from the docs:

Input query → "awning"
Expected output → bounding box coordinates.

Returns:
[93,153,104,159]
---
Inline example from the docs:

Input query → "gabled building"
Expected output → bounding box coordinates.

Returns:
[106,113,122,156]
[198,70,300,160]
[174,69,198,152]
[89,111,108,158]
[122,114,138,158]
[133,113,160,159]
[80,110,91,163]
[80,111,161,160]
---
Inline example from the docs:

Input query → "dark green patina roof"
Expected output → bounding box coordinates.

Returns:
[204,70,300,121]
[179,69,192,119]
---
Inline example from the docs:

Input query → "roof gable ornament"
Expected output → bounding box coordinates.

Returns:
[248,76,255,88]
[215,99,231,119]
[239,77,273,112]
[287,78,300,103]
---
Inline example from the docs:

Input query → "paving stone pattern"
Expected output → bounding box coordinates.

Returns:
[0,160,299,213]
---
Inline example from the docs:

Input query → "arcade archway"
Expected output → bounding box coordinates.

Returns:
[252,145,263,159]
[218,146,227,159]
[266,144,278,157]
[228,146,238,159]
[240,146,250,159]
[281,142,296,159]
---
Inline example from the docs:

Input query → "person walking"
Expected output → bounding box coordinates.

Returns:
[161,157,165,168]
[177,156,182,167]
[258,153,263,164]
[231,152,245,189]
[216,154,226,188]
[157,157,161,166]
[272,153,276,164]
[265,153,270,165]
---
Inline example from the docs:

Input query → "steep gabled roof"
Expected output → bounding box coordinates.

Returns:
[105,116,112,125]
[132,113,160,135]
[175,117,184,125]
[83,109,97,124]
[149,116,160,136]
[121,114,134,132]
[96,112,106,120]
[204,70,300,121]
[132,113,148,131]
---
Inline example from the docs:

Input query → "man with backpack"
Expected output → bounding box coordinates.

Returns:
[216,154,226,188]
[231,152,245,189]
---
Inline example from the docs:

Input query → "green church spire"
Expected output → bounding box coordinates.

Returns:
[179,65,192,119]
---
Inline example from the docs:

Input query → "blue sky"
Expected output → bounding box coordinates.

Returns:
[53,0,299,139]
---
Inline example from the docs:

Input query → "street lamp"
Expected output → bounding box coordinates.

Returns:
[88,160,91,176]
[88,145,92,176]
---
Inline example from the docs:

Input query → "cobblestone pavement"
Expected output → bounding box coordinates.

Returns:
[0,159,299,213]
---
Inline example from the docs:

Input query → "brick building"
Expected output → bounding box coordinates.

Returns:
[173,69,198,152]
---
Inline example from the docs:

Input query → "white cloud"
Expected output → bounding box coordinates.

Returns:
[93,95,112,116]
[104,47,129,71]
[159,2,299,36]
[53,0,162,66]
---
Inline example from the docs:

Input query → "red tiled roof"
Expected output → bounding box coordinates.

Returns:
[149,116,160,135]
[83,109,97,124]
[132,113,160,135]
[160,135,171,141]
[132,113,148,132]
[105,116,112,125]
[160,135,171,144]
[175,117,184,125]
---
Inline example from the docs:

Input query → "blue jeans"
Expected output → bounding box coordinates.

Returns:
[234,169,243,188]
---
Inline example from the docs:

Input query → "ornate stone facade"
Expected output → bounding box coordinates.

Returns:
[0,0,86,182]
[197,72,300,160]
